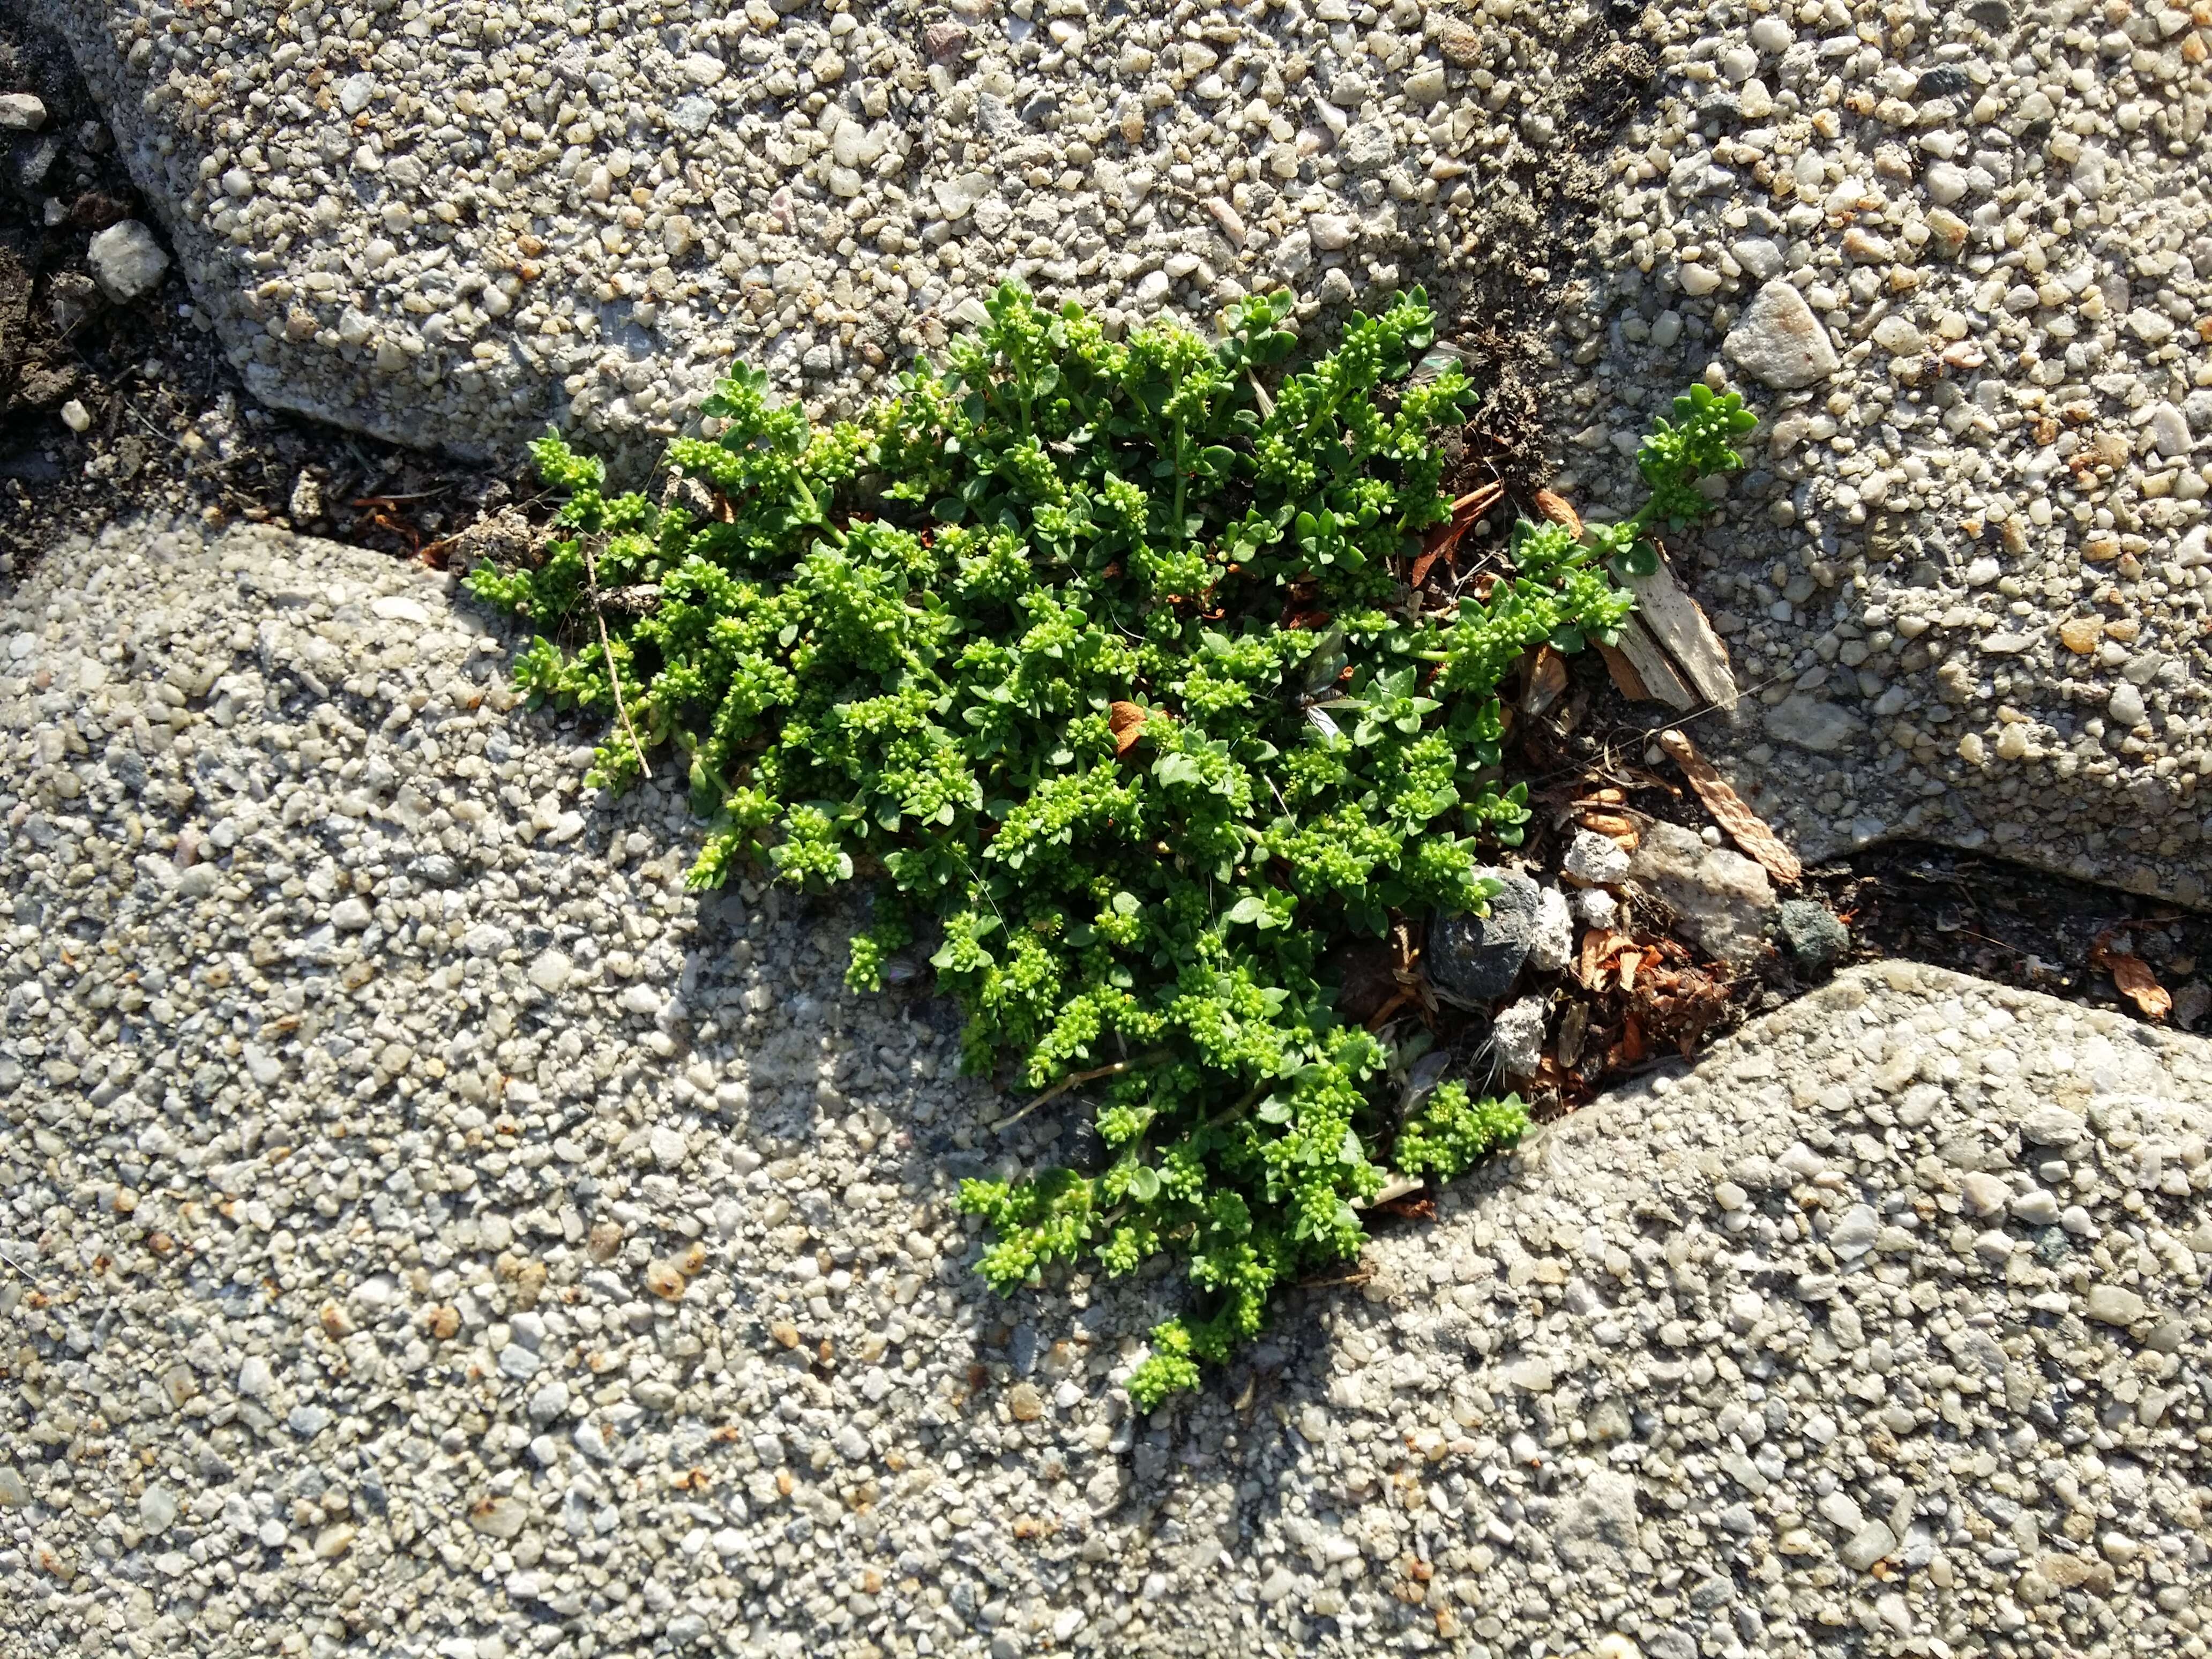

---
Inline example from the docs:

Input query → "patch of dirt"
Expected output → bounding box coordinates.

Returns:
[1809,845,2210,1025]
[1515,640,2212,1037]
[0,11,524,579]
[1431,6,1659,498]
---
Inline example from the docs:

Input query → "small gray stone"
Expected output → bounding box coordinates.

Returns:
[1778,900,1849,971]
[2085,1286,2146,1327]
[649,1123,689,1169]
[528,1381,571,1423]
[2011,1188,2060,1226]
[528,950,573,992]
[1529,886,1574,973]
[1493,995,1547,1077]
[0,94,46,131]
[1629,822,1774,965]
[469,1496,530,1540]
[1563,829,1632,887]
[87,221,171,304]
[139,1485,178,1533]
[1730,236,1784,280]
[2020,1105,2086,1147]
[1556,1469,1640,1570]
[1829,1204,1879,1257]
[1428,871,1541,1005]
[1723,279,1841,390]
[2147,402,2192,458]
[1764,694,1868,756]
[1841,1521,1897,1571]
[1959,1172,2010,1216]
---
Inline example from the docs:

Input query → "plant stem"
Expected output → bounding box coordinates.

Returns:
[991,1048,1172,1132]
[580,534,652,781]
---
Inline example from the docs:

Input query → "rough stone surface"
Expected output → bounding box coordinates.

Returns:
[1627,819,1775,965]
[1428,870,1541,1006]
[5,521,2211,1658]
[1550,3,2212,908]
[43,0,2212,902]
[52,0,2212,902]
[84,218,170,303]
[1723,278,1841,390]
[49,0,1608,468]
[1776,897,1850,973]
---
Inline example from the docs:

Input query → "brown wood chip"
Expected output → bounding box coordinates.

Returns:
[1622,555,1738,712]
[1657,727,1803,885]
[1603,619,1698,709]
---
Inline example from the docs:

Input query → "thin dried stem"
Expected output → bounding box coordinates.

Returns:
[580,534,652,780]
[991,1050,1169,1133]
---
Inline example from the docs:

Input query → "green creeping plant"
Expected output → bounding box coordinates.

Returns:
[468,283,1750,1409]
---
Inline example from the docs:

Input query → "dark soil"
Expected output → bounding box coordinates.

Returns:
[1514,633,2212,1046]
[0,10,519,578]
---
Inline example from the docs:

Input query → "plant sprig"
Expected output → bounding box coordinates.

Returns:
[469,283,1748,1408]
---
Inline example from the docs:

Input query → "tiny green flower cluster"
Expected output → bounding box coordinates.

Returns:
[469,283,1747,1408]
[1583,380,1757,579]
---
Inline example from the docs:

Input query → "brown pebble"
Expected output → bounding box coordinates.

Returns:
[511,1260,548,1310]
[1008,1382,1045,1423]
[587,1221,623,1261]
[645,1260,688,1299]
[428,1305,460,1340]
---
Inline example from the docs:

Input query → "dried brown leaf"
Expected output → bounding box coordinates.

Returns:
[1109,700,1148,757]
[1533,489,1582,537]
[1657,728,1802,885]
[2090,936,2172,1020]
[1522,646,1569,716]
[1577,810,1641,851]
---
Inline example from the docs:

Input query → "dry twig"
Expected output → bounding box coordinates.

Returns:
[580,534,652,781]
[990,1052,1167,1133]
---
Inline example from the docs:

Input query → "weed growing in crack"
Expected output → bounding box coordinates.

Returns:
[468,285,1748,1407]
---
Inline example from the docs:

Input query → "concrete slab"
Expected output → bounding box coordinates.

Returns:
[3,519,2208,1656]
[1546,3,2212,904]
[50,0,1620,467]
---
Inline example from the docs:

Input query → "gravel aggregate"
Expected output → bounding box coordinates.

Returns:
[48,0,1604,468]
[4,520,2210,1658]
[1548,0,2212,905]
[44,0,2212,897]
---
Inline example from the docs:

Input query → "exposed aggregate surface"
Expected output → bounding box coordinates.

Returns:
[36,0,2212,898]
[1539,0,2212,902]
[2,521,2210,1658]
